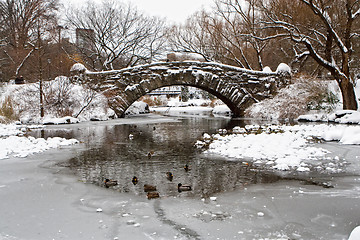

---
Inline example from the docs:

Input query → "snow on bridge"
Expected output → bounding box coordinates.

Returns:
[70,61,291,117]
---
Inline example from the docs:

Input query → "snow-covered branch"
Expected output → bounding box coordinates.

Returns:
[301,0,348,54]
[15,48,35,76]
[302,38,347,80]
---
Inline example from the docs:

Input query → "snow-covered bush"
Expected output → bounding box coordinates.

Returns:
[1,77,114,123]
[245,76,336,119]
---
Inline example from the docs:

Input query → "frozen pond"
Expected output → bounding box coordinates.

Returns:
[1,114,360,240]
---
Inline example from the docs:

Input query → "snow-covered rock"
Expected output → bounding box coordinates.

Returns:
[263,66,273,73]
[125,101,149,115]
[348,226,360,240]
[276,63,291,75]
[70,63,87,73]
[212,105,231,116]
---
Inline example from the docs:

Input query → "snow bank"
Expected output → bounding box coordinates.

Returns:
[0,123,78,160]
[298,110,360,125]
[0,135,78,160]
[198,124,360,172]
[0,123,25,137]
[0,123,43,137]
[42,116,80,125]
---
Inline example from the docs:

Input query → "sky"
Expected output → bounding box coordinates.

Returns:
[63,0,214,24]
[130,0,213,23]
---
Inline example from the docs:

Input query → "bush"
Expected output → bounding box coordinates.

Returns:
[0,96,18,123]
[245,75,338,119]
[140,95,164,106]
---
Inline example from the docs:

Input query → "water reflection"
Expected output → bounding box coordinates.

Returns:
[42,116,283,199]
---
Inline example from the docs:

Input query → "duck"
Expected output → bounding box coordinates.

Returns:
[178,183,192,192]
[147,151,154,159]
[184,164,191,171]
[147,192,160,199]
[132,176,138,185]
[144,184,157,192]
[166,172,173,181]
[104,179,118,188]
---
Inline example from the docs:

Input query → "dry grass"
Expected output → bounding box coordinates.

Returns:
[0,96,18,123]
[245,75,336,119]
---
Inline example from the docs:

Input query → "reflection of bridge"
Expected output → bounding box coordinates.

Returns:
[71,61,291,117]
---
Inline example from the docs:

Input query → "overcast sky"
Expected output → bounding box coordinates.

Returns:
[130,0,213,23]
[63,0,214,24]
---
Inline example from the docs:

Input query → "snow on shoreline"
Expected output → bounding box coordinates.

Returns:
[0,123,78,160]
[298,110,360,125]
[197,124,360,172]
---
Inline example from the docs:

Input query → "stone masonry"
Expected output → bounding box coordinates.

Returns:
[71,61,291,117]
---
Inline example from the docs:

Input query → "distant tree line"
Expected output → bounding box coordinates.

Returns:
[0,0,359,110]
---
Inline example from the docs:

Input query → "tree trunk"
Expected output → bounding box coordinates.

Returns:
[338,77,358,110]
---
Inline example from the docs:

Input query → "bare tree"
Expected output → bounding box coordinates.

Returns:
[0,0,59,81]
[210,0,268,70]
[66,0,166,71]
[167,11,214,62]
[260,0,360,110]
[167,1,269,70]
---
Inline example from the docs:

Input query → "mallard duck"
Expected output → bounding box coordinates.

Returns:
[178,183,192,192]
[166,172,173,181]
[104,179,118,188]
[147,192,160,199]
[184,164,191,171]
[147,151,154,159]
[132,176,138,185]
[144,184,157,192]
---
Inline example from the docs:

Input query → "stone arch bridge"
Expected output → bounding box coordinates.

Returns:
[71,61,291,118]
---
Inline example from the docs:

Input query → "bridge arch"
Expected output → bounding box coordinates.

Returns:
[71,61,290,118]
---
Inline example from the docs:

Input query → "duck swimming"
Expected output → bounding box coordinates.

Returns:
[166,172,173,181]
[147,192,160,199]
[147,151,154,159]
[132,176,138,185]
[178,183,192,192]
[144,184,157,192]
[104,179,118,188]
[184,164,191,171]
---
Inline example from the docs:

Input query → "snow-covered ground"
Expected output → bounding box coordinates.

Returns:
[0,123,78,160]
[196,124,360,173]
